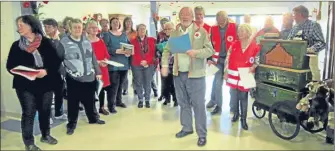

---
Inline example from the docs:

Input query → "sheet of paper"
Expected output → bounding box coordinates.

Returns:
[238,67,256,89]
[10,66,40,81]
[95,80,104,100]
[168,33,192,53]
[206,65,219,76]
[103,60,124,67]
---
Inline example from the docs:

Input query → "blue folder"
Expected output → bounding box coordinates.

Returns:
[168,33,192,53]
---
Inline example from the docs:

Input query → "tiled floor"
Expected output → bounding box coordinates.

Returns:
[1,75,333,150]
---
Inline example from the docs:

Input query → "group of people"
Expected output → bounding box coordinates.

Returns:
[6,4,325,150]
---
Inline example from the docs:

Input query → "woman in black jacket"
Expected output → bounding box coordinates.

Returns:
[6,15,61,151]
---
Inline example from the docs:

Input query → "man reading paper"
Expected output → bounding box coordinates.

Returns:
[161,7,215,147]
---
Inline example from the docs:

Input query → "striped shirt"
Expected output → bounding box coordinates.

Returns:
[287,19,326,52]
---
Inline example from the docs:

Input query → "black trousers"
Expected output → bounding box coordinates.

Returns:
[162,73,177,101]
[98,86,111,108]
[16,89,53,146]
[108,70,128,108]
[66,77,99,129]
[53,76,65,117]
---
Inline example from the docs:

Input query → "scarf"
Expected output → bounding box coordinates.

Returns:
[19,34,44,67]
[138,36,148,58]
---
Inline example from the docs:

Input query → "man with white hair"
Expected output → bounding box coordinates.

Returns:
[161,7,215,146]
[207,11,238,115]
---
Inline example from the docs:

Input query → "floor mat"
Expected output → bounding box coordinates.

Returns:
[1,118,66,135]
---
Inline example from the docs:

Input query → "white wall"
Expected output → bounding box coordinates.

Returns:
[39,2,150,25]
[1,2,22,115]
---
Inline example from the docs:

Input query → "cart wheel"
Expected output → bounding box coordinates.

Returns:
[252,102,266,119]
[300,117,328,133]
[268,101,300,140]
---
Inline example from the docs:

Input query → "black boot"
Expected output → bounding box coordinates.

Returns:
[138,101,143,108]
[163,97,171,105]
[145,101,150,108]
[231,113,239,122]
[211,106,222,115]
[158,96,164,101]
[240,97,249,130]
[241,119,248,130]
[326,136,334,144]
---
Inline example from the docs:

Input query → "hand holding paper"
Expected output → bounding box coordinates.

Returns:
[36,69,47,78]
[206,65,219,76]
[186,49,198,58]
[10,65,41,81]
[238,67,256,89]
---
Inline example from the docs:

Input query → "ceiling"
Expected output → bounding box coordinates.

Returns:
[139,1,304,10]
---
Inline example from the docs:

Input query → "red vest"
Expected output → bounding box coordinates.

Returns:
[130,37,156,66]
[226,40,261,92]
[201,23,211,33]
[210,22,237,62]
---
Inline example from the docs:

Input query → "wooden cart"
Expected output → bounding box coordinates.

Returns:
[252,39,328,140]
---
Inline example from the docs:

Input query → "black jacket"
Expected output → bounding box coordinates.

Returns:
[6,36,62,92]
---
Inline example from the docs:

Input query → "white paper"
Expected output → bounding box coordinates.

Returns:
[206,65,219,76]
[10,65,40,81]
[95,80,104,100]
[103,60,124,67]
[237,67,256,89]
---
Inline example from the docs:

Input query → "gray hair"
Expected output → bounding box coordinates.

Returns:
[194,6,205,15]
[86,20,98,29]
[163,21,175,29]
[69,18,82,28]
[293,5,309,18]
[179,7,194,18]
[216,11,228,21]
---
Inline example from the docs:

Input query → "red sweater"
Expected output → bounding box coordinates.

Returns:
[91,39,110,88]
[130,36,156,66]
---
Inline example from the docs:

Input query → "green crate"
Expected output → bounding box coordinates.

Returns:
[260,39,309,70]
[255,82,303,108]
[255,64,312,91]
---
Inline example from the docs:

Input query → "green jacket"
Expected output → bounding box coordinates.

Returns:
[162,23,215,78]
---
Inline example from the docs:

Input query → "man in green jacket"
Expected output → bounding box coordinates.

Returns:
[161,7,215,147]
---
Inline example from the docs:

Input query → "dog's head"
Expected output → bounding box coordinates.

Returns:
[316,85,329,98]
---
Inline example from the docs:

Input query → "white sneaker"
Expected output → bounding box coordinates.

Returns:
[54,114,68,120]
[50,118,53,125]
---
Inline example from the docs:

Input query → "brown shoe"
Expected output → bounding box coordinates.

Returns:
[99,108,109,115]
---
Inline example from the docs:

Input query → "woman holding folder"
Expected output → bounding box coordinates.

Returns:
[130,24,156,108]
[6,15,61,150]
[102,17,131,112]
[223,24,262,130]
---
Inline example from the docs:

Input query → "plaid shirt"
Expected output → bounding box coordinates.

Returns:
[287,19,326,52]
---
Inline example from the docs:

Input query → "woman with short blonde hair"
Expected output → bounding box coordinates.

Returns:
[86,20,111,115]
[224,23,262,130]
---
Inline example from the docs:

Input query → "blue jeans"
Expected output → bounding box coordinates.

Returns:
[209,63,224,108]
